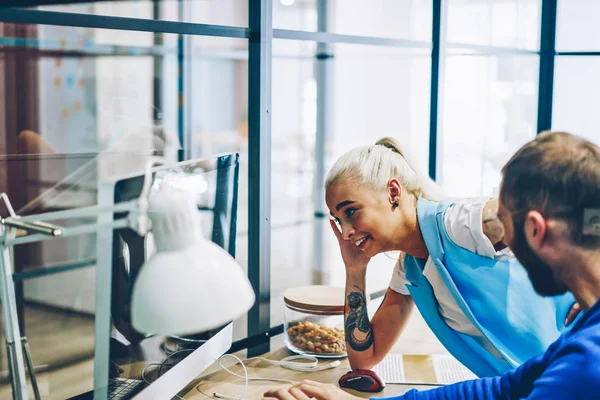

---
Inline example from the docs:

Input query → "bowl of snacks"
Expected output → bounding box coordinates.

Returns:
[283,286,347,358]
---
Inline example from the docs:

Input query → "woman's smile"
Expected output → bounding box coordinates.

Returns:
[353,235,371,251]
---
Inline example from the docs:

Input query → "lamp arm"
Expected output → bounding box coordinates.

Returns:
[0,193,17,218]
[0,156,173,246]
[139,156,168,201]
[0,200,141,247]
[0,218,62,237]
[13,200,137,224]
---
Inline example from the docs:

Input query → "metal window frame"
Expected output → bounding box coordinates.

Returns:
[0,8,249,38]
[537,0,558,133]
[429,0,442,180]
[537,0,599,135]
[273,29,432,49]
[312,0,332,284]
[247,0,272,357]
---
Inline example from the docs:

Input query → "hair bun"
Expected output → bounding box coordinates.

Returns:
[375,140,398,153]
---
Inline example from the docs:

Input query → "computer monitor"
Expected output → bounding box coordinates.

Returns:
[93,153,240,399]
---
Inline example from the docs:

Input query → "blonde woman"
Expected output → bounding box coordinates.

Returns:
[321,137,579,377]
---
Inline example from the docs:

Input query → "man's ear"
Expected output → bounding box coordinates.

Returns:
[524,210,547,249]
[387,178,402,204]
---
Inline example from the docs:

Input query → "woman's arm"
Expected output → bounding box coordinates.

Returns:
[328,219,415,369]
[345,284,414,370]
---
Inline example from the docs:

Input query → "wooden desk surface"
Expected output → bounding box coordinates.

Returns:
[178,310,447,400]
[179,347,439,400]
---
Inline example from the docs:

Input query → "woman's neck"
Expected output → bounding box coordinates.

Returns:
[393,197,429,259]
[403,220,429,259]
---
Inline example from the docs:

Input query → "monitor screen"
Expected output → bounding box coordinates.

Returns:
[95,153,240,399]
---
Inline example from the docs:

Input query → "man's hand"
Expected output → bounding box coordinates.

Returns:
[565,302,581,326]
[264,380,361,400]
[109,361,124,378]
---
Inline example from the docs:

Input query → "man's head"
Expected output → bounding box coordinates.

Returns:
[499,131,600,296]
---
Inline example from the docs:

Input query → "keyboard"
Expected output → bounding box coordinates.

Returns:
[108,377,145,400]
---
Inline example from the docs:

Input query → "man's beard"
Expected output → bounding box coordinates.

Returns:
[511,224,568,297]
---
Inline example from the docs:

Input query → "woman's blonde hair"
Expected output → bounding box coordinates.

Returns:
[325,137,446,201]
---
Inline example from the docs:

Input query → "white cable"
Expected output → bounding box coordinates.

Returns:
[204,354,249,400]
[140,349,193,400]
[140,363,156,385]
[140,363,186,400]
[196,354,342,400]
[247,355,341,372]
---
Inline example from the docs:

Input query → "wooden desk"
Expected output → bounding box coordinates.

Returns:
[116,305,447,399]
[178,347,439,400]
[177,312,449,400]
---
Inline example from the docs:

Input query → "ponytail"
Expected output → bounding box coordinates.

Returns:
[375,137,446,201]
[325,137,446,202]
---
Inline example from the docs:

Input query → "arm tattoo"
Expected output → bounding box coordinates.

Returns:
[345,285,374,351]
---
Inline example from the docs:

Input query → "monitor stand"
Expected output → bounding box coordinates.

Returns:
[165,322,230,352]
[132,323,233,400]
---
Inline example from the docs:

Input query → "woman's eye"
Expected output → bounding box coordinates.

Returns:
[345,208,356,218]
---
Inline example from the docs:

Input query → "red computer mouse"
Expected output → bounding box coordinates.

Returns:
[338,369,385,392]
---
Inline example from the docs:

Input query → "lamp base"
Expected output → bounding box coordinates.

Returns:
[163,323,230,352]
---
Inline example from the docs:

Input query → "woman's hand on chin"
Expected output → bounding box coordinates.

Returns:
[329,219,371,275]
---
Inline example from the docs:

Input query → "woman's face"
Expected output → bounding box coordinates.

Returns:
[326,180,401,257]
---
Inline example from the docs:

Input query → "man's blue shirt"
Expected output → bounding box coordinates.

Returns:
[386,298,600,400]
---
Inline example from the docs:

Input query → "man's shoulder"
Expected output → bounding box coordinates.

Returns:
[548,315,600,372]
[527,323,600,398]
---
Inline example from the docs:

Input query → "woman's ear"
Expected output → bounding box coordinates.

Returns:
[387,178,402,205]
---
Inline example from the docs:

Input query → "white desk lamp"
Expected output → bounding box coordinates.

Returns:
[131,183,255,335]
[0,159,255,400]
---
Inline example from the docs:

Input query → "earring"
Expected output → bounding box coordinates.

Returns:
[393,201,399,209]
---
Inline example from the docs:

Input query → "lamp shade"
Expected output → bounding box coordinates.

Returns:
[131,185,255,335]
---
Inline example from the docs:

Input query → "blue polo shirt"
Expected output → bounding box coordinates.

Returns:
[387,297,600,400]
